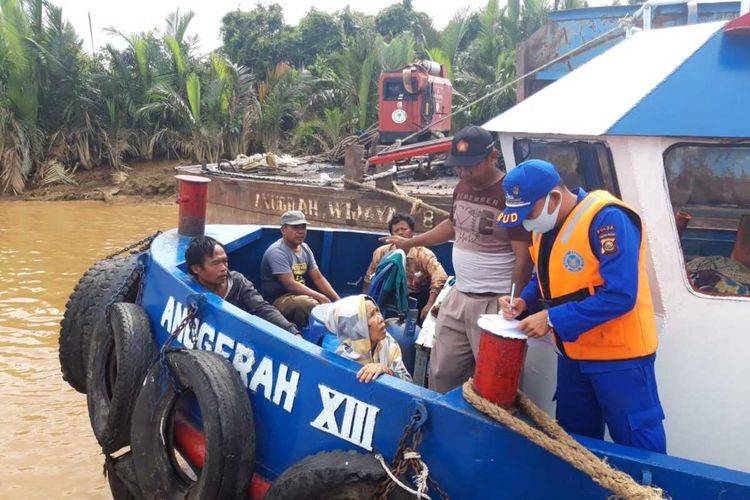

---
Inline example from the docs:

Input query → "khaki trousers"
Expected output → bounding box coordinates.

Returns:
[273,293,320,328]
[428,288,503,393]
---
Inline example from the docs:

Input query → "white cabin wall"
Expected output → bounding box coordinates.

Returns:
[612,136,750,472]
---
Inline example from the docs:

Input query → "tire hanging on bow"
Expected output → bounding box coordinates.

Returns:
[59,231,159,394]
[130,349,255,500]
[265,450,411,500]
[86,302,158,453]
[59,254,143,393]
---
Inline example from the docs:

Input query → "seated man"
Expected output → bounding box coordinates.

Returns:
[185,236,299,335]
[260,210,340,328]
[363,213,448,320]
[323,295,411,383]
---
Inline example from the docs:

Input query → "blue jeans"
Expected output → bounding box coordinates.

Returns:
[555,355,667,453]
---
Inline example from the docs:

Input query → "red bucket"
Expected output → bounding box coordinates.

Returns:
[473,316,527,409]
[175,174,211,237]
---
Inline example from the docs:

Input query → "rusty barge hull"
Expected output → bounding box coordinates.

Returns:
[204,175,452,233]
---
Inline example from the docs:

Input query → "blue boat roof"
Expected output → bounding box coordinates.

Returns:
[485,17,750,138]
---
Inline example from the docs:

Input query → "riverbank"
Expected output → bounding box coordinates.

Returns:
[8,160,184,204]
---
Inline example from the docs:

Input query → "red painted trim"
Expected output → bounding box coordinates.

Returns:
[725,12,750,35]
[173,415,205,467]
[173,415,271,499]
[367,137,453,165]
[249,475,272,500]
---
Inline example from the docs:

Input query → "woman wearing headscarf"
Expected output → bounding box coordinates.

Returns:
[324,295,412,383]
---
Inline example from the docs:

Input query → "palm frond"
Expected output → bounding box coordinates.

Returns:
[440,7,471,66]
[380,33,415,71]
[164,8,195,45]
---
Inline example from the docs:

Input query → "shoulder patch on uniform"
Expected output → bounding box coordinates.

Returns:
[563,251,584,272]
[600,236,618,256]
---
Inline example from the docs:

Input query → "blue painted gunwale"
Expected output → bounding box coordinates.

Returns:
[138,225,750,499]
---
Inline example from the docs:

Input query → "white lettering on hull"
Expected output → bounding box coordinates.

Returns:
[159,297,300,413]
[310,384,380,451]
[252,193,435,228]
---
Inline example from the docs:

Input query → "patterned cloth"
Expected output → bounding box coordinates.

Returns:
[324,295,412,382]
[686,255,750,286]
[365,244,447,295]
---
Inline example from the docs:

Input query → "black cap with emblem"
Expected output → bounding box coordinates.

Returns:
[444,125,495,168]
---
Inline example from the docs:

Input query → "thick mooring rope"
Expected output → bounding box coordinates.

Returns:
[462,380,666,500]
[341,177,450,218]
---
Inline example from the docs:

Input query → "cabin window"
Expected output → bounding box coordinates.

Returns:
[513,139,620,196]
[663,143,750,298]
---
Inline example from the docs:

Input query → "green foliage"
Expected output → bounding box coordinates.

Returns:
[186,73,200,123]
[1,0,38,125]
[375,1,414,41]
[453,0,550,127]
[255,63,310,152]
[0,0,568,193]
[330,30,382,131]
[357,52,376,130]
[439,8,472,71]
[220,4,293,76]
[0,0,41,192]
[295,107,353,152]
[380,32,415,72]
[294,9,342,68]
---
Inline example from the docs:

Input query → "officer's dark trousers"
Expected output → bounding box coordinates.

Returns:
[555,355,667,453]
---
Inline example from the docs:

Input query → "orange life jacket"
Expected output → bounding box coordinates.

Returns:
[530,190,658,361]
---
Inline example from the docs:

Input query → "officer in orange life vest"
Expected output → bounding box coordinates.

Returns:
[497,159,666,453]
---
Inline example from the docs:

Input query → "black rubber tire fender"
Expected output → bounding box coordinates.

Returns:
[59,254,142,393]
[104,452,143,500]
[131,349,255,500]
[87,302,157,453]
[265,450,411,500]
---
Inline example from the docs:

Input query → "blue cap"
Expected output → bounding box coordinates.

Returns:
[496,159,561,227]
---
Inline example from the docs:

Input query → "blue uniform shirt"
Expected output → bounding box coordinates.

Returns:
[520,188,654,371]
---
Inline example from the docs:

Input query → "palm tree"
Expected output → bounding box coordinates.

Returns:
[454,0,551,127]
[0,0,42,193]
[426,8,472,80]
[254,63,310,152]
[30,3,101,174]
[329,31,383,131]
[294,107,354,153]
[140,54,258,164]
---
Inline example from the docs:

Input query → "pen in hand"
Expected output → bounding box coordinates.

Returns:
[507,282,516,313]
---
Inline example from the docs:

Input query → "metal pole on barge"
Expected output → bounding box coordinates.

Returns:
[175,174,211,237]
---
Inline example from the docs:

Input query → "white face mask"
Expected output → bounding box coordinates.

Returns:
[523,191,561,233]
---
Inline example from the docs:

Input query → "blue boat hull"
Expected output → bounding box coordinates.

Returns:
[138,225,750,499]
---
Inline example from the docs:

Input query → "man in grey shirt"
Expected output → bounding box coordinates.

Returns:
[260,211,340,328]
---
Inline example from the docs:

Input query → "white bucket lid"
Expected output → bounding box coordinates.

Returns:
[477,314,528,340]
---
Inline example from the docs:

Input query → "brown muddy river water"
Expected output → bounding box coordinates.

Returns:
[0,201,177,499]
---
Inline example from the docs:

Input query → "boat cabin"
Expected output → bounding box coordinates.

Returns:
[485,18,750,471]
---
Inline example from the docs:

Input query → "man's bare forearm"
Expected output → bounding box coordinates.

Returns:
[314,275,340,301]
[284,280,327,301]
[411,218,454,248]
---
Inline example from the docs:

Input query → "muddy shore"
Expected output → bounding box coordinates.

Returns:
[4,160,183,204]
